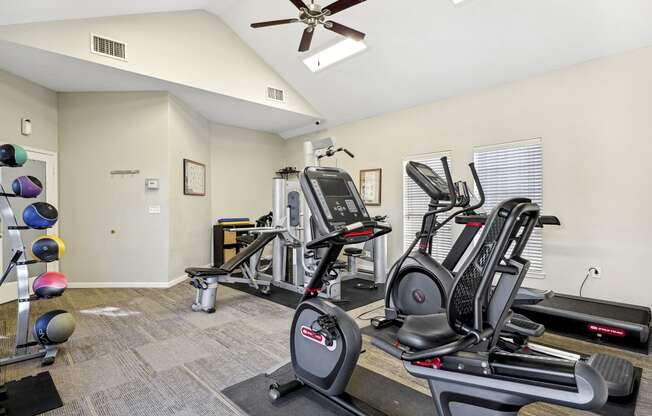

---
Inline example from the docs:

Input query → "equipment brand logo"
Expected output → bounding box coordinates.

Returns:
[587,324,626,337]
[300,325,337,351]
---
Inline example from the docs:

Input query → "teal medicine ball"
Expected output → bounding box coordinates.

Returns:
[0,144,28,167]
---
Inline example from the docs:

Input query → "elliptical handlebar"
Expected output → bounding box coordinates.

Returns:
[468,162,485,212]
[441,156,457,204]
[421,157,458,219]
[422,161,486,237]
[419,157,459,239]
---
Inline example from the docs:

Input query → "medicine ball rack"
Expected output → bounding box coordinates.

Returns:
[0,146,72,367]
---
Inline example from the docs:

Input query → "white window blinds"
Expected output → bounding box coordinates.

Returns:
[474,139,544,277]
[402,152,454,262]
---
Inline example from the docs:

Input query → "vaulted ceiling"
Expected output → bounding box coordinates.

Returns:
[2,0,652,137]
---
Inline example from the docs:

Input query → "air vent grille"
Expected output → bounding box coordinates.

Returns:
[267,87,285,103]
[91,34,127,61]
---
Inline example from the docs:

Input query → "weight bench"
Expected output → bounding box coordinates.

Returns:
[187,231,278,313]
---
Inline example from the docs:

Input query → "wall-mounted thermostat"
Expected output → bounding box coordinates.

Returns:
[146,178,160,190]
[21,118,32,136]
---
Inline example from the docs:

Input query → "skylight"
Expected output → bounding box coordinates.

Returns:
[303,38,367,72]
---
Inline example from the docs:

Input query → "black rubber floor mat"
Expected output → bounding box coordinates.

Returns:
[222,279,384,312]
[0,372,63,416]
[222,362,433,416]
[360,324,641,416]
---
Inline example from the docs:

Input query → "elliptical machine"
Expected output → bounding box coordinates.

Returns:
[375,157,635,398]
[381,157,485,324]
[270,165,609,416]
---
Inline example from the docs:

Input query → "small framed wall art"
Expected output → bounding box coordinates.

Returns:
[360,168,382,206]
[183,159,206,196]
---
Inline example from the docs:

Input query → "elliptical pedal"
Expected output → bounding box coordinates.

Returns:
[587,353,635,397]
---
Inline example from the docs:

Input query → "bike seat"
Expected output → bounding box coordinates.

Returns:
[397,314,460,350]
[185,267,228,277]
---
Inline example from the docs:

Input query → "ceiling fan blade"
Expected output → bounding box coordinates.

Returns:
[289,0,309,10]
[251,18,299,28]
[299,27,315,52]
[324,21,366,41]
[324,0,366,16]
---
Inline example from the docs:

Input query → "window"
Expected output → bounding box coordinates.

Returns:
[402,152,454,261]
[474,139,544,277]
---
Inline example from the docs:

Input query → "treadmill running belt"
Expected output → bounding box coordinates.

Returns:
[540,296,650,324]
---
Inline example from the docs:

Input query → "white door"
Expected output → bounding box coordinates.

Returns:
[0,146,58,303]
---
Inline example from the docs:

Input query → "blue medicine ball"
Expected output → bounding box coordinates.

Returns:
[33,310,76,346]
[23,202,58,229]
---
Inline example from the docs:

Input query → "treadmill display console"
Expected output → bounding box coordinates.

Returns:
[301,167,370,234]
[406,161,450,201]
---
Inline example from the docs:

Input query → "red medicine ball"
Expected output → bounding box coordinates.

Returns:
[32,271,68,298]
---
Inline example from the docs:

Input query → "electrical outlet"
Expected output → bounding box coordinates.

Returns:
[589,267,601,279]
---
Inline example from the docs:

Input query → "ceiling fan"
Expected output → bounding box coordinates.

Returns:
[250,0,367,52]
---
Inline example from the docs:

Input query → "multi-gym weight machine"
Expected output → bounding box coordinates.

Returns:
[268,138,389,300]
[188,138,389,311]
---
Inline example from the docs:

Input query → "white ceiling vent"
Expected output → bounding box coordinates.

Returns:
[266,87,285,103]
[91,34,127,61]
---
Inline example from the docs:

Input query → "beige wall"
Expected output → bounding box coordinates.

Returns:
[0,69,57,151]
[210,123,284,222]
[168,96,212,279]
[285,46,652,308]
[58,90,284,285]
[58,92,171,285]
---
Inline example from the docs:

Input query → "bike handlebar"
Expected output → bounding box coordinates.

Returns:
[306,220,392,249]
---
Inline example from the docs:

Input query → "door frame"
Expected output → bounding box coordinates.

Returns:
[0,145,58,304]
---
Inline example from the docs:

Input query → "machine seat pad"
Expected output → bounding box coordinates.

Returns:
[185,267,228,277]
[344,248,364,256]
[398,313,460,351]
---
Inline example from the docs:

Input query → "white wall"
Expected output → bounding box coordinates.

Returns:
[58,92,171,286]
[285,46,652,308]
[210,123,284,221]
[0,69,57,151]
[168,96,211,280]
[0,10,318,118]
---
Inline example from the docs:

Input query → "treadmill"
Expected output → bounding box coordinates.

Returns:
[456,214,652,350]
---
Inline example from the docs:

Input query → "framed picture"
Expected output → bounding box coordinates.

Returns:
[360,168,382,206]
[183,159,206,196]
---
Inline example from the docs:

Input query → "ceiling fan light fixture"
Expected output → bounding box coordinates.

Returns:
[303,38,367,72]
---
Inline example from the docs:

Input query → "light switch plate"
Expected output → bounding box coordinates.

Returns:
[21,118,32,136]
[146,178,160,190]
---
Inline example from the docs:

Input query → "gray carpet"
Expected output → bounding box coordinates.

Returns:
[0,283,294,415]
[2,284,650,416]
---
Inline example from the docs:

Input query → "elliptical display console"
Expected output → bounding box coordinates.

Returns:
[405,161,451,202]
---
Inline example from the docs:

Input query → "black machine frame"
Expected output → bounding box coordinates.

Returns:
[270,164,610,416]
